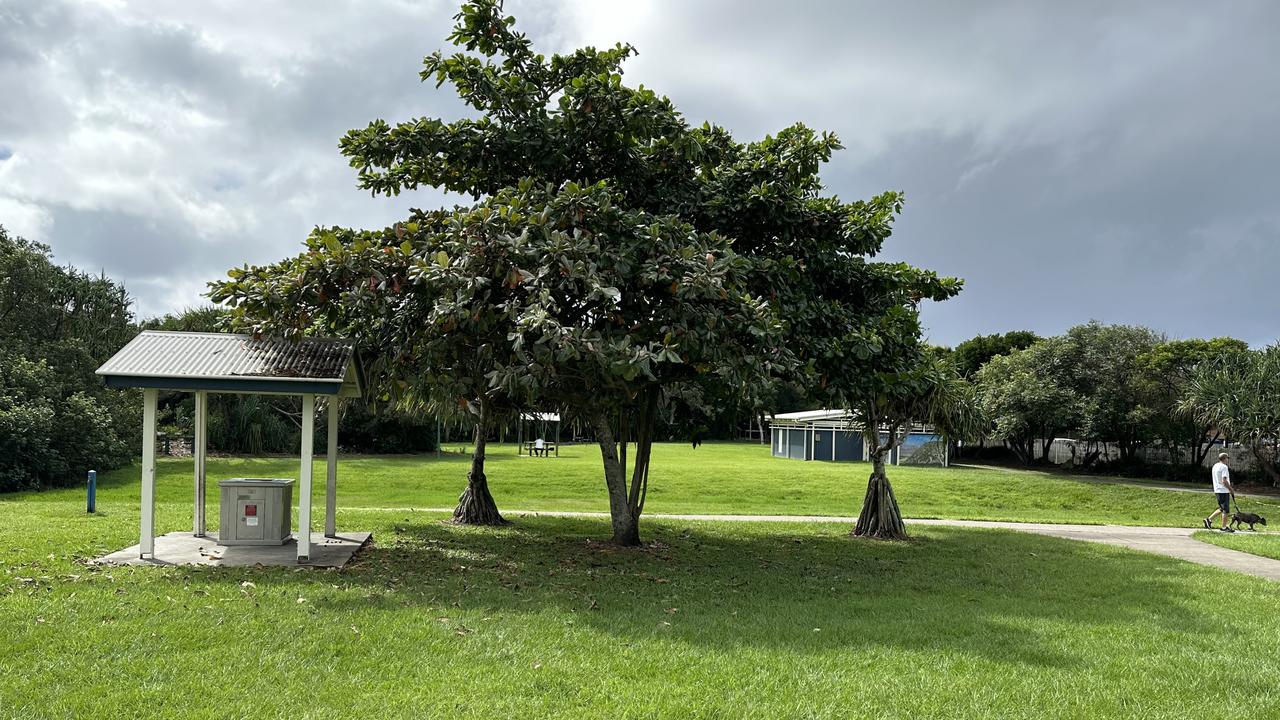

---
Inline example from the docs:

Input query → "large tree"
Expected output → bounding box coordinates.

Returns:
[215,0,957,543]
[975,341,1083,464]
[1055,322,1163,463]
[974,322,1163,466]
[213,180,777,541]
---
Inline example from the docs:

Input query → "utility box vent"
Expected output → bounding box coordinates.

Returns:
[218,478,293,546]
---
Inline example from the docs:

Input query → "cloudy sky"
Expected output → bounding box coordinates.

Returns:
[2,0,1277,347]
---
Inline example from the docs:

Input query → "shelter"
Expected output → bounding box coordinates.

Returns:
[96,331,363,563]
[516,411,561,456]
[768,410,950,466]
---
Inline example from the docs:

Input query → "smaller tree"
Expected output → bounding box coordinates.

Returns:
[1056,322,1162,463]
[1136,338,1249,471]
[852,354,983,539]
[975,342,1083,464]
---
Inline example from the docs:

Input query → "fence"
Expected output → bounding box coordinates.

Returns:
[1037,438,1256,471]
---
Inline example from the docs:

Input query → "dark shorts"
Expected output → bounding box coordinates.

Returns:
[1216,492,1232,513]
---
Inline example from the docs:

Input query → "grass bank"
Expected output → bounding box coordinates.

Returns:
[1193,529,1280,560]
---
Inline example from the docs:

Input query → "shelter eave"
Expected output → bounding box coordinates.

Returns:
[102,374,357,397]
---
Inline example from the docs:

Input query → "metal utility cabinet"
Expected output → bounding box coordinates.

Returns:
[218,478,293,546]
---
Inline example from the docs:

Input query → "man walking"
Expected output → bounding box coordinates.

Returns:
[1204,452,1235,532]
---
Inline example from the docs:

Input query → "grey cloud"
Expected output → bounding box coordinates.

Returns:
[1,0,1278,347]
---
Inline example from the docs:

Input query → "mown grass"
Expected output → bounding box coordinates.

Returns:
[1194,529,1280,560]
[3,500,1280,719]
[7,443,1280,717]
[28,441,1280,530]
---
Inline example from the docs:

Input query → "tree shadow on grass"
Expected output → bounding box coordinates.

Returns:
[177,516,1234,671]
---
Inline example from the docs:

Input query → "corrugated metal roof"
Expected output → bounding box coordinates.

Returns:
[769,409,851,422]
[97,331,355,384]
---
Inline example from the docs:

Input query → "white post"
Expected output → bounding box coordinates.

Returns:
[193,390,207,537]
[140,388,158,559]
[297,393,315,562]
[325,396,339,538]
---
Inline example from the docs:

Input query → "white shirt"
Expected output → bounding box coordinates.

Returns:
[534,439,545,449]
[1211,461,1231,493]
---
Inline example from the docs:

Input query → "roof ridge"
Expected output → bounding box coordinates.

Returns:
[138,330,352,344]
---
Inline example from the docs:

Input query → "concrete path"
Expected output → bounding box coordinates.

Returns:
[422,508,1280,582]
[909,519,1280,582]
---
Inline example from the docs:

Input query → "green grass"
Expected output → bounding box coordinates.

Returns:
[27,441,1280,530]
[7,442,1280,717]
[3,503,1280,718]
[1194,529,1280,560]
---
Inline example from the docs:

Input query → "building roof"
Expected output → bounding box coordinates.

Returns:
[769,409,852,423]
[96,331,362,397]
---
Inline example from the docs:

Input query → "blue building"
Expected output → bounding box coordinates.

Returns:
[768,410,949,466]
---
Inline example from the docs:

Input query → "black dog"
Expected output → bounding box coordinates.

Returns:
[1230,512,1268,531]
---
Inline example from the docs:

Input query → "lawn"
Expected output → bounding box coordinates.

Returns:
[1194,529,1280,560]
[6,443,1280,718]
[28,441,1280,530]
[4,504,1280,718]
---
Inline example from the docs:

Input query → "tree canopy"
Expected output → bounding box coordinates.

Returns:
[1182,345,1280,486]
[951,331,1041,377]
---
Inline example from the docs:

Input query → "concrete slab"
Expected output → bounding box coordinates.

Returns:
[95,531,372,568]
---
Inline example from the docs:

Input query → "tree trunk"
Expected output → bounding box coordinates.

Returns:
[853,450,907,539]
[1010,437,1032,465]
[1248,441,1280,487]
[853,417,907,540]
[452,401,508,525]
[591,412,642,546]
[1193,429,1220,467]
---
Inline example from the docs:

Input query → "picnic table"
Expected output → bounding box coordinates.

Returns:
[522,441,558,457]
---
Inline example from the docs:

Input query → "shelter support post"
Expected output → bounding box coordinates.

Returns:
[193,390,207,537]
[298,393,315,562]
[325,396,338,538]
[140,388,158,559]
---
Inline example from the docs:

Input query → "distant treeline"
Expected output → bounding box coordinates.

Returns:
[948,325,1279,486]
